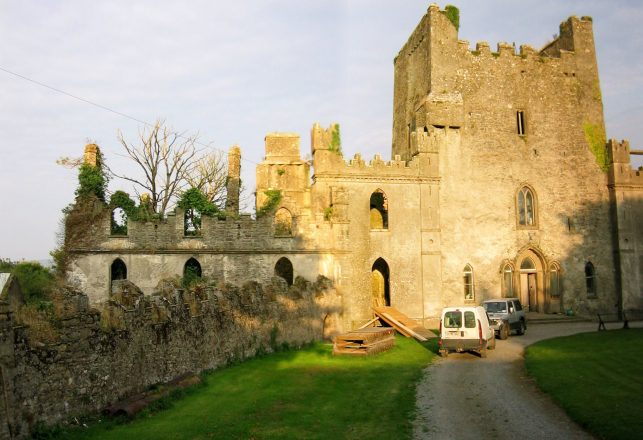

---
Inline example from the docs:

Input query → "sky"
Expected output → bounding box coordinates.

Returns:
[1,0,642,261]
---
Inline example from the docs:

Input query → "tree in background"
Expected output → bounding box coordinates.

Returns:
[115,120,199,214]
[185,150,228,207]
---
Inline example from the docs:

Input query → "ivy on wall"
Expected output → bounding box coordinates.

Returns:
[442,5,460,31]
[583,122,608,172]
[327,124,342,155]
[256,189,282,218]
[76,162,108,202]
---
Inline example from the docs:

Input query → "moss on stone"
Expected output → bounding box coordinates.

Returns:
[442,5,460,31]
[583,122,608,172]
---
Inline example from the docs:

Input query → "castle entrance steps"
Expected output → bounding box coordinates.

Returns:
[373,306,437,341]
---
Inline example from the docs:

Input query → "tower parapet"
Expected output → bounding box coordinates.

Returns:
[225,145,241,215]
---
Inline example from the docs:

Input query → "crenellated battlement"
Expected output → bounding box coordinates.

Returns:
[608,139,643,186]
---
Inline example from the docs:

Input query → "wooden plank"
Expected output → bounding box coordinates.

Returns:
[357,317,380,329]
[333,335,395,356]
[375,311,413,337]
[381,312,427,342]
[373,306,436,341]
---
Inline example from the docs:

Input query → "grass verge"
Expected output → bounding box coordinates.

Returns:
[42,336,435,440]
[525,329,643,440]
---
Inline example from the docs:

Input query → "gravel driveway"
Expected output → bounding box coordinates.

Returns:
[413,321,640,440]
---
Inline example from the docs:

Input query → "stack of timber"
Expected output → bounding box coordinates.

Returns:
[333,327,395,356]
[373,306,437,341]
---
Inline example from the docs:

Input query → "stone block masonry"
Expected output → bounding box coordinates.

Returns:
[0,276,340,439]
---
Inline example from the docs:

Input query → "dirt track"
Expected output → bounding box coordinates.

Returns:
[413,321,640,440]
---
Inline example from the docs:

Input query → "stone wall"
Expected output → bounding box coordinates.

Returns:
[390,5,620,317]
[0,276,340,439]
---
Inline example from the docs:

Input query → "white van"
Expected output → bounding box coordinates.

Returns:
[438,306,495,358]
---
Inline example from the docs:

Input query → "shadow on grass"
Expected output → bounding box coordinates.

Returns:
[41,335,435,440]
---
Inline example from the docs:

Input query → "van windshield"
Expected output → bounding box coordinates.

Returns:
[444,311,462,328]
[484,302,507,313]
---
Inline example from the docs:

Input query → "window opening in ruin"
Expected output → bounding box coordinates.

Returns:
[549,263,561,298]
[371,258,390,308]
[111,258,127,281]
[183,258,202,286]
[184,208,201,236]
[370,190,389,230]
[502,263,514,297]
[275,257,294,286]
[517,186,537,227]
[110,259,127,292]
[585,262,596,297]
[274,208,293,236]
[110,207,128,235]
[463,264,474,301]
[517,111,526,135]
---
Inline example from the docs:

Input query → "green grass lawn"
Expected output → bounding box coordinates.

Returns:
[46,336,435,440]
[525,329,643,440]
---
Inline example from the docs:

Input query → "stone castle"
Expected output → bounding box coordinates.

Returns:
[67,4,642,331]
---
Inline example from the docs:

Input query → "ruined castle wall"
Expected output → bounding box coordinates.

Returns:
[3,278,340,439]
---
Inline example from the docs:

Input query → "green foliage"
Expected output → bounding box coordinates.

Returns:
[109,191,137,216]
[323,207,333,221]
[583,122,608,172]
[47,337,435,440]
[76,162,108,202]
[5,261,56,304]
[526,329,643,440]
[327,124,342,155]
[109,191,138,235]
[442,5,460,31]
[181,266,202,289]
[178,188,223,235]
[256,189,282,218]
[277,168,286,176]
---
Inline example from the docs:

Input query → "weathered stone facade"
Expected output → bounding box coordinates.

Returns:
[2,4,642,438]
[0,277,340,438]
[65,5,642,330]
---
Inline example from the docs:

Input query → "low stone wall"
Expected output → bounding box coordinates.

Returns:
[0,276,341,439]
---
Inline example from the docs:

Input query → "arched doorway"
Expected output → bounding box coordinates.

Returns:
[110,258,127,293]
[275,257,294,286]
[111,258,127,281]
[371,258,390,308]
[517,249,545,313]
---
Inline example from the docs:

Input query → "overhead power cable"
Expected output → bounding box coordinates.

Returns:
[0,65,260,165]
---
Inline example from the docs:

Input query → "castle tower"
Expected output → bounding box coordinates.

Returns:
[255,133,311,216]
[225,145,241,215]
[83,143,100,167]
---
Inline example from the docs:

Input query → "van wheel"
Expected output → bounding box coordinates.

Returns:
[517,320,526,335]
[499,323,509,340]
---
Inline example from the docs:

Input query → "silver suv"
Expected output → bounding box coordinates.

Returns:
[482,298,527,340]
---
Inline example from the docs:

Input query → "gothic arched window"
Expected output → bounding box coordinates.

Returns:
[463,264,474,301]
[370,190,389,230]
[502,263,514,297]
[517,186,537,227]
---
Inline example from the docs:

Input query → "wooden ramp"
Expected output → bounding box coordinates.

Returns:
[373,307,437,341]
[333,327,396,356]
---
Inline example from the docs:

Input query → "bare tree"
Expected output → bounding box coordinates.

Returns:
[115,120,199,214]
[185,150,228,208]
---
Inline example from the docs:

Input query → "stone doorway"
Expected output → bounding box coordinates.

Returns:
[371,258,390,308]
[517,250,545,313]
